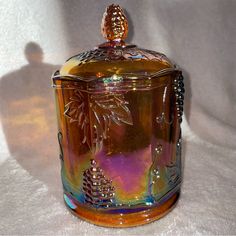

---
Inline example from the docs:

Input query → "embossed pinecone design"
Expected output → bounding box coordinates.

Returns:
[101,4,128,41]
[82,159,115,208]
[174,73,185,123]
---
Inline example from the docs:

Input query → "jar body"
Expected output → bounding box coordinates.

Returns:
[53,68,184,227]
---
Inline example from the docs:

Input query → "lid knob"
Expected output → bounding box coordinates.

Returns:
[101,4,128,42]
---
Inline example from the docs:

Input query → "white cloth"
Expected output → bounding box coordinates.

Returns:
[0,0,236,235]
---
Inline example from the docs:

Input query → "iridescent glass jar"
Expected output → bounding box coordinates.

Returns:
[52,4,184,227]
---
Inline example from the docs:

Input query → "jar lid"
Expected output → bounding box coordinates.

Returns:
[53,4,177,83]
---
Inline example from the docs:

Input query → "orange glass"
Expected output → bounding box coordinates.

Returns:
[52,4,184,227]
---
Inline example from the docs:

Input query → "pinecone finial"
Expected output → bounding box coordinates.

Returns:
[101,4,128,41]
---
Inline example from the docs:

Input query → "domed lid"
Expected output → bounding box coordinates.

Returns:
[57,4,175,82]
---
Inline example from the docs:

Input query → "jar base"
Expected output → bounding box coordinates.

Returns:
[64,190,180,228]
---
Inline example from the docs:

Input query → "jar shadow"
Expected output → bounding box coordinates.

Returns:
[0,42,62,201]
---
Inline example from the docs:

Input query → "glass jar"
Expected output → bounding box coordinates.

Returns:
[52,4,184,227]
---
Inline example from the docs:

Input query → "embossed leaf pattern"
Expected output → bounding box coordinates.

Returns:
[69,47,170,68]
[90,93,133,149]
[91,93,133,125]
[64,90,133,151]
[64,90,90,146]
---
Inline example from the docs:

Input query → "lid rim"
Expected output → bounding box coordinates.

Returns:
[52,67,180,84]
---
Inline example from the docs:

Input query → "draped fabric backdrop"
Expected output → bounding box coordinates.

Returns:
[0,0,235,235]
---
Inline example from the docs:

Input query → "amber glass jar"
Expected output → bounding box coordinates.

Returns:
[52,4,184,227]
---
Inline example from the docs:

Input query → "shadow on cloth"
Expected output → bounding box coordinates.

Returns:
[0,42,62,199]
